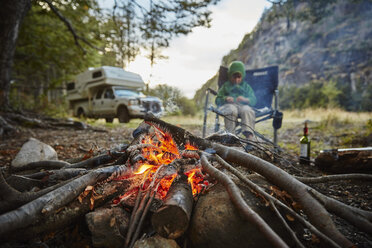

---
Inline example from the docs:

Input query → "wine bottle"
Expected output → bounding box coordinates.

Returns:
[300,122,310,164]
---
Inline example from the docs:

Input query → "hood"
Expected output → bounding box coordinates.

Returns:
[140,95,162,103]
[228,61,246,80]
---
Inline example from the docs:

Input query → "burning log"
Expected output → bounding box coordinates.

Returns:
[151,174,193,239]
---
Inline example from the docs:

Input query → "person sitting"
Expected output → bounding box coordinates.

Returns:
[215,61,257,140]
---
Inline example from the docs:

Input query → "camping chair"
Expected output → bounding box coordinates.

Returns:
[202,65,283,146]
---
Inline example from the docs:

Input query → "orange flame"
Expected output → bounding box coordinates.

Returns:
[185,168,206,195]
[185,143,198,150]
[134,164,154,174]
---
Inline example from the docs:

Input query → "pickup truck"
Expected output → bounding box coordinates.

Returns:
[66,66,164,123]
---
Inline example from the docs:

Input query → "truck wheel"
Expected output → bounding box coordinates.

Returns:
[118,106,130,123]
[105,118,114,123]
[77,108,85,118]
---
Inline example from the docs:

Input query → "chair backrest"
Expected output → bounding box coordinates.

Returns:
[218,65,279,109]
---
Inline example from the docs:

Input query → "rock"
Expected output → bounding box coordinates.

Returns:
[11,138,58,168]
[189,183,298,248]
[85,207,130,248]
[133,235,180,248]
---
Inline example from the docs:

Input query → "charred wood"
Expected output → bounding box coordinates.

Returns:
[63,152,124,169]
[10,160,70,173]
[6,174,45,191]
[23,168,87,181]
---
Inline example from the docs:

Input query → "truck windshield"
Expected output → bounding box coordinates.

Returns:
[114,89,144,97]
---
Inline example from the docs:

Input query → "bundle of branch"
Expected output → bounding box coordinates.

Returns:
[0,147,131,241]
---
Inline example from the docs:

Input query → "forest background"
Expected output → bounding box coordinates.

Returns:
[4,0,372,117]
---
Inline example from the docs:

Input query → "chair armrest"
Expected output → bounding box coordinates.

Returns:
[253,106,273,118]
[206,88,217,95]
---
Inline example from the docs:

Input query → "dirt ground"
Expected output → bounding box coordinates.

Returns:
[0,120,371,247]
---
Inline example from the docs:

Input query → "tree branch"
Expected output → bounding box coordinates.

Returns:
[296,173,372,183]
[43,0,103,53]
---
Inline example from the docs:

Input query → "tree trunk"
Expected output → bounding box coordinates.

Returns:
[0,0,31,110]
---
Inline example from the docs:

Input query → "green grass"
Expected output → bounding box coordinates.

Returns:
[77,108,372,158]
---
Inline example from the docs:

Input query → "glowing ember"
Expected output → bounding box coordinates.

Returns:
[185,168,207,195]
[157,174,177,199]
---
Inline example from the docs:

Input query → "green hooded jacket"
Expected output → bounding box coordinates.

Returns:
[215,61,257,107]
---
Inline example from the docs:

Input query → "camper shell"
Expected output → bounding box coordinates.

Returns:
[66,66,146,101]
[66,66,163,123]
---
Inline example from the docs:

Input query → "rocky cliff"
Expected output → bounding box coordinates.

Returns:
[194,0,372,109]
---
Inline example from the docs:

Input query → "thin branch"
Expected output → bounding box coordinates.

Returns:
[269,199,306,248]
[309,188,372,235]
[296,174,372,184]
[43,0,103,53]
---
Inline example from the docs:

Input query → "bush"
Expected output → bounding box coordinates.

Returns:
[279,79,346,110]
[148,84,197,116]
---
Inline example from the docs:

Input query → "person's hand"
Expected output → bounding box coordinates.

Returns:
[226,97,234,103]
[237,96,249,104]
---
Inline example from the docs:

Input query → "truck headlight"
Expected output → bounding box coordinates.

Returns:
[129,99,140,106]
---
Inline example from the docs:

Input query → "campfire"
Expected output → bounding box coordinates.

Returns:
[108,122,210,247]
[0,114,371,248]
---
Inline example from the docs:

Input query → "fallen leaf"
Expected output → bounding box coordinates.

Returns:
[110,217,116,227]
[85,185,94,191]
[311,234,320,243]
[90,197,95,210]
[286,214,295,221]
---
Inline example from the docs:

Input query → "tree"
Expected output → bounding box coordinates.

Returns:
[12,0,102,108]
[109,0,220,67]
[266,0,338,28]
[0,0,31,110]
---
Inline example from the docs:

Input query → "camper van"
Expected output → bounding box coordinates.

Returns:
[66,66,163,123]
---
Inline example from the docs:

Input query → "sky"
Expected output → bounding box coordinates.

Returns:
[123,0,272,98]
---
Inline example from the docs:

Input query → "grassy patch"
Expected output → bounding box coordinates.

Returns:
[73,108,371,159]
